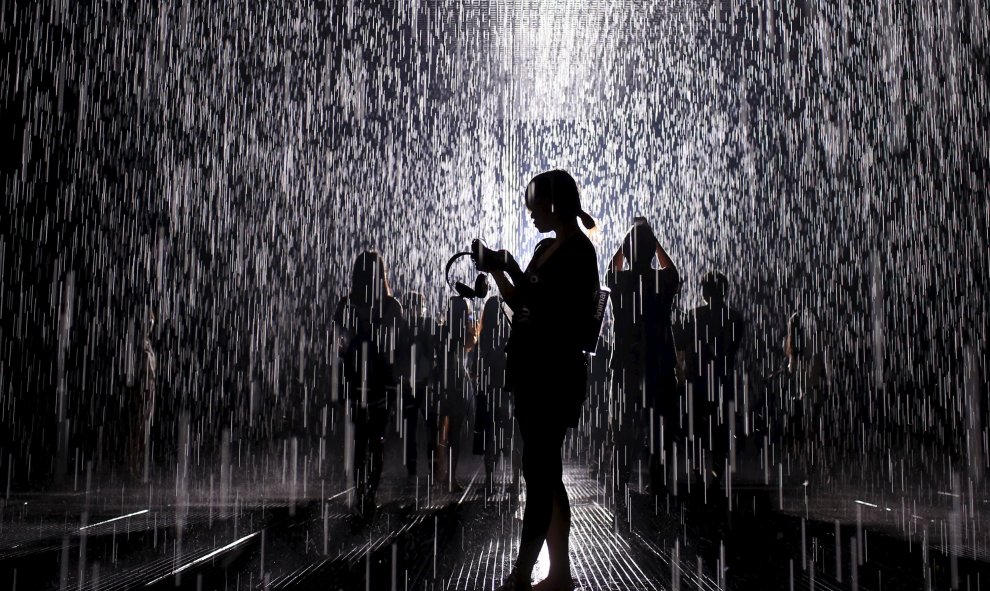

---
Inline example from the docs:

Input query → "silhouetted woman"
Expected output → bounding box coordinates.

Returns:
[483,170,600,591]
[606,217,679,500]
[333,251,406,525]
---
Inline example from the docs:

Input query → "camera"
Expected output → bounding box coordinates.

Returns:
[470,239,510,273]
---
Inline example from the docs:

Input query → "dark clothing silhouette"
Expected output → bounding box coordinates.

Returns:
[431,307,475,490]
[606,263,679,409]
[504,231,600,576]
[676,301,745,479]
[678,303,745,388]
[399,313,438,477]
[127,331,156,482]
[516,412,569,556]
[474,298,516,485]
[606,260,679,492]
[333,293,405,511]
[505,233,600,426]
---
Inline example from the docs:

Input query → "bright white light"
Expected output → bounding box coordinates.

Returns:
[79,509,149,531]
[532,542,550,582]
[145,531,260,586]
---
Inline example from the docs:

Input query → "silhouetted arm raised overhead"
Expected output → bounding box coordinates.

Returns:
[655,240,677,275]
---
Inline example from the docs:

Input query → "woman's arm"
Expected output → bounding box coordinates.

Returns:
[606,247,623,291]
[655,240,677,274]
[490,270,517,301]
[655,238,679,295]
[488,250,524,303]
[612,247,624,272]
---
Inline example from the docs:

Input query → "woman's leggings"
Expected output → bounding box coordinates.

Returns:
[515,409,569,575]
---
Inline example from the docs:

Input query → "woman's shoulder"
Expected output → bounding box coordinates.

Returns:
[533,237,556,255]
[566,232,598,269]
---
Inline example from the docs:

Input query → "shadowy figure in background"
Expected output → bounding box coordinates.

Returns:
[582,309,612,478]
[606,218,679,502]
[781,308,832,474]
[786,310,828,401]
[675,271,745,490]
[483,170,600,591]
[432,296,477,492]
[127,307,157,482]
[333,252,407,526]
[786,309,828,436]
[398,291,437,485]
[474,296,521,496]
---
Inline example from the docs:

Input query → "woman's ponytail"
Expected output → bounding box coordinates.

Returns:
[577,209,596,230]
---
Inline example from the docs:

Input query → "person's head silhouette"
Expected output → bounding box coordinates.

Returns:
[350,251,391,306]
[525,169,596,233]
[621,217,658,272]
[701,271,729,306]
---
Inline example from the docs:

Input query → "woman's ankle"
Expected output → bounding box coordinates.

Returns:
[532,572,574,591]
[547,568,572,580]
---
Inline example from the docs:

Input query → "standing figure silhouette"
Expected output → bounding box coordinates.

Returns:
[483,170,600,591]
[433,296,477,492]
[675,271,745,490]
[333,251,407,527]
[398,291,438,484]
[606,217,679,502]
[474,296,520,496]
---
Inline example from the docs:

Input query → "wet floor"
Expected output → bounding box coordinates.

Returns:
[2,437,987,590]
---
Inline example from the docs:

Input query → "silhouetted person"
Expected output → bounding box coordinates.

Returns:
[786,310,828,400]
[583,313,612,477]
[483,170,600,591]
[675,271,745,486]
[127,307,157,482]
[433,296,477,491]
[474,296,520,495]
[606,218,679,500]
[333,252,406,525]
[398,291,437,483]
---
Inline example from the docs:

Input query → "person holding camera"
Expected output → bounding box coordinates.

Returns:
[479,170,600,591]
